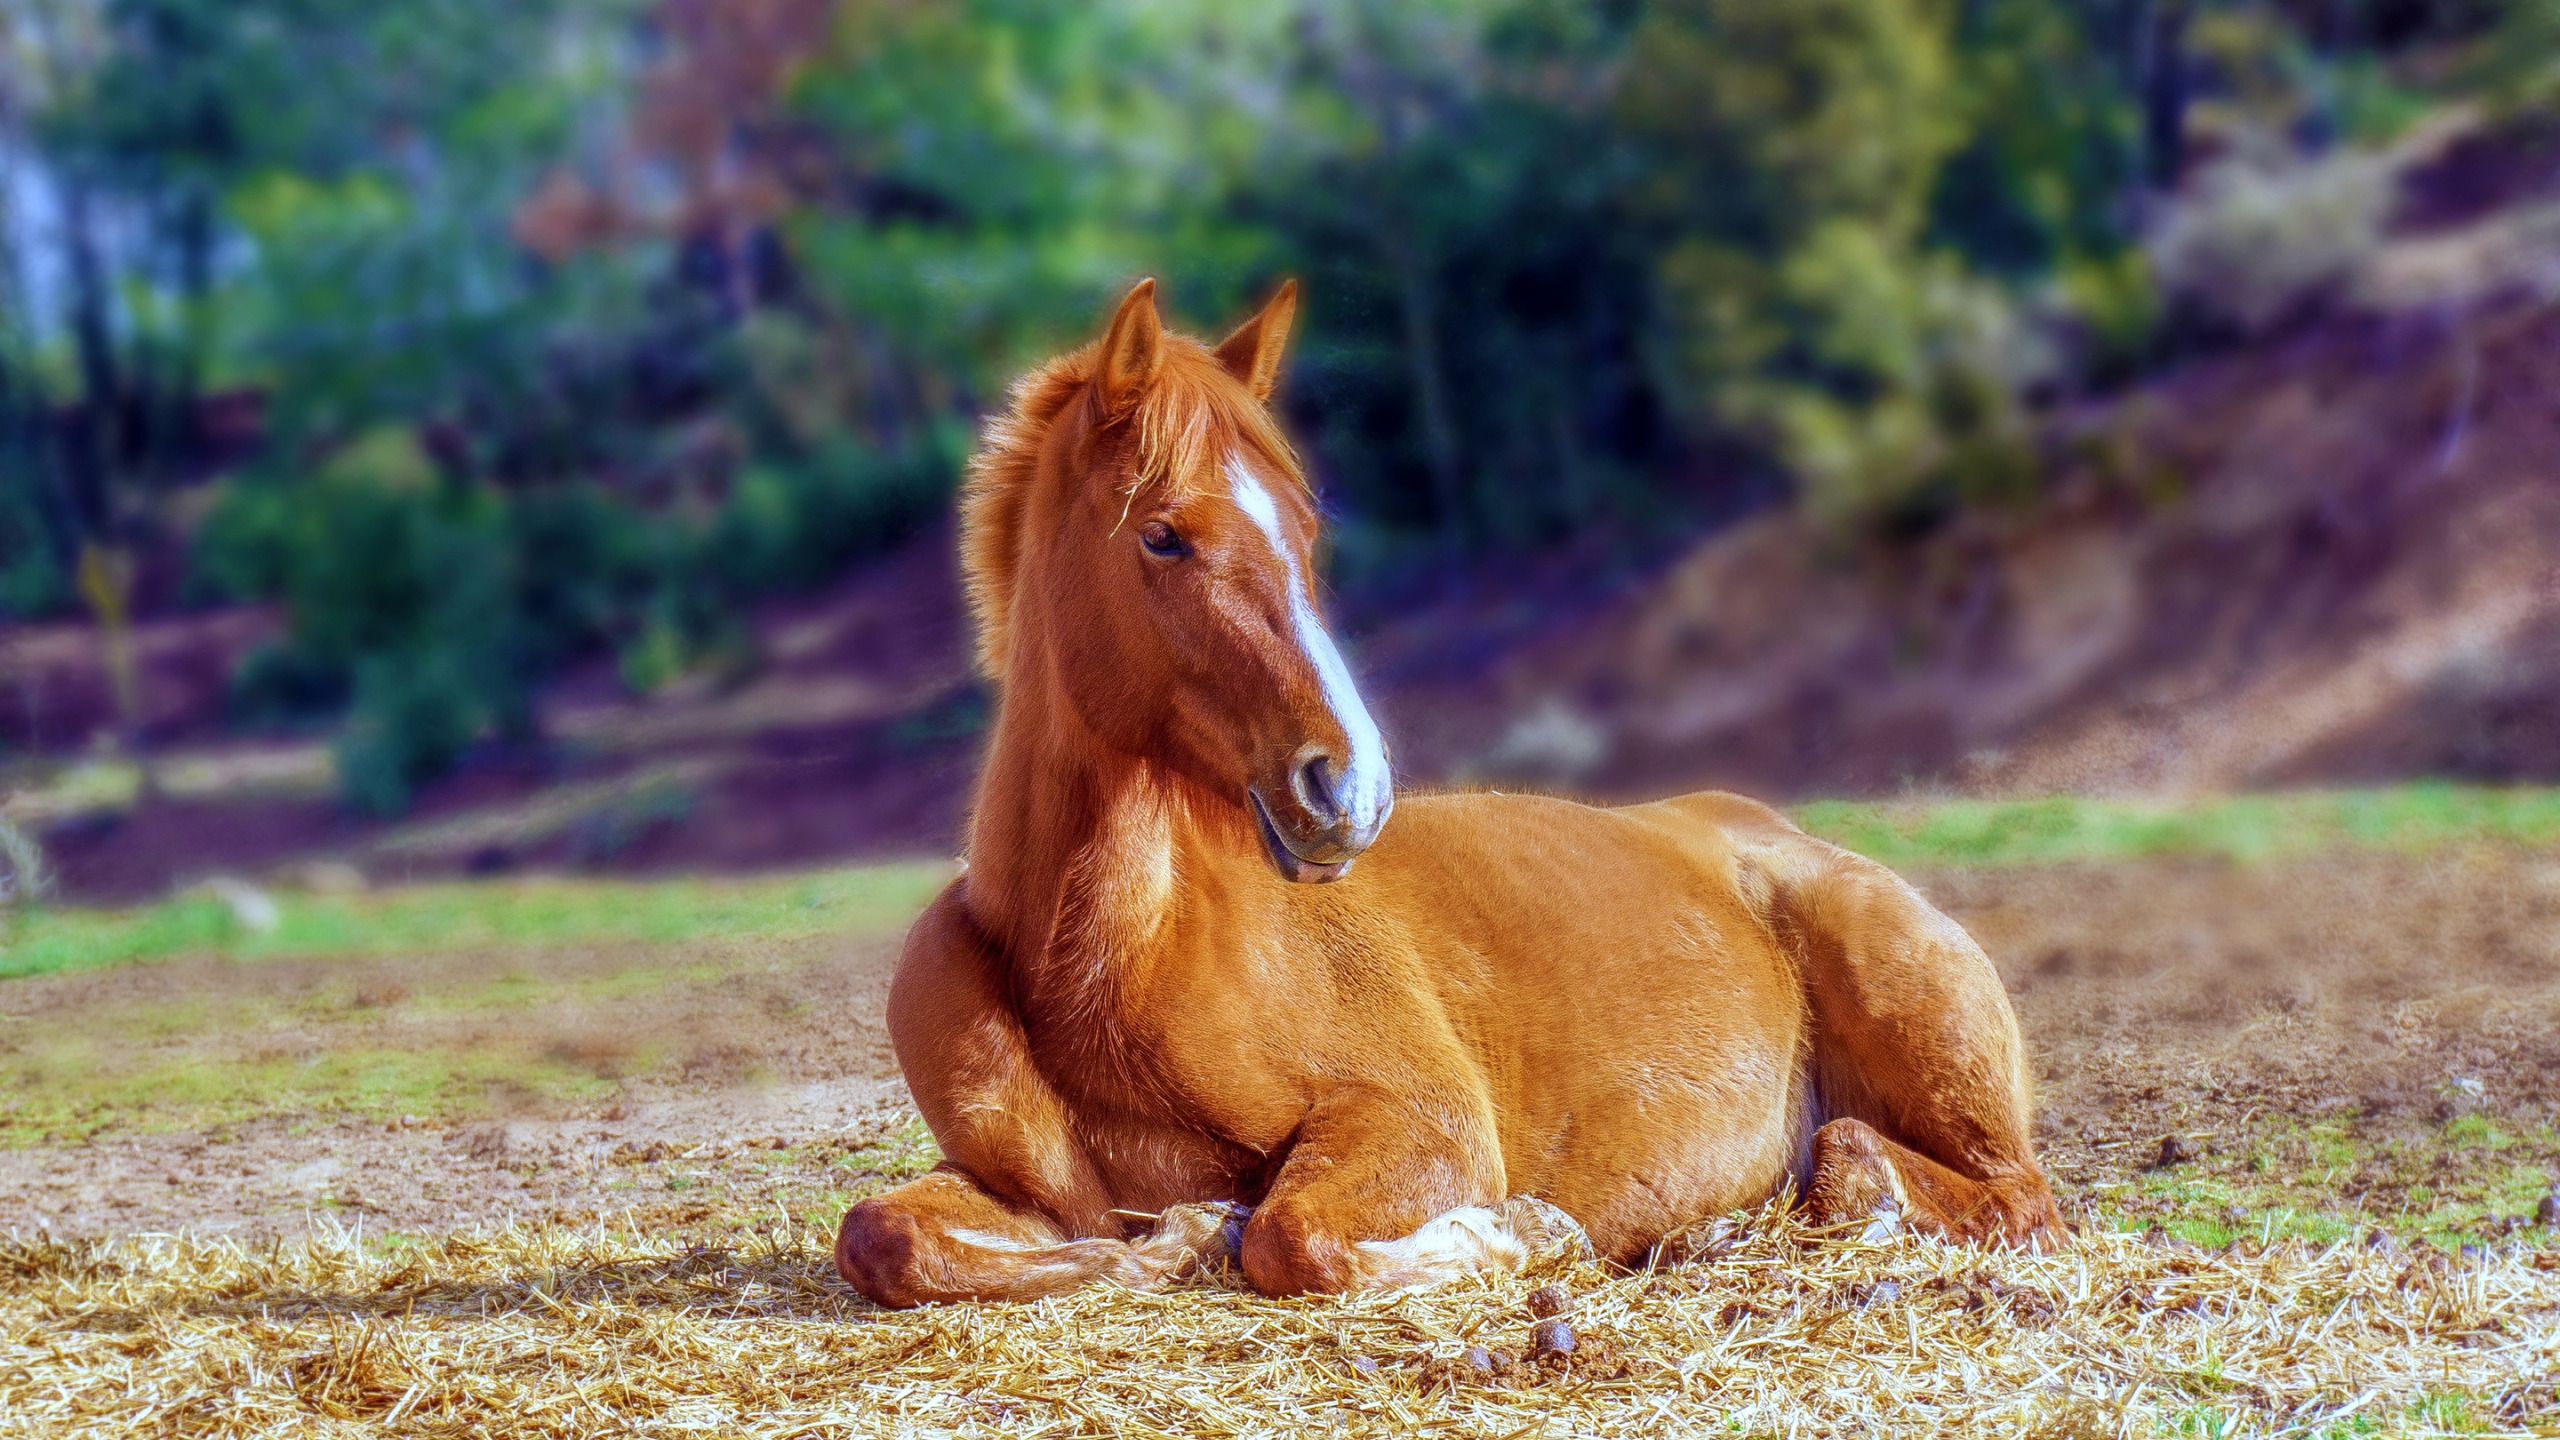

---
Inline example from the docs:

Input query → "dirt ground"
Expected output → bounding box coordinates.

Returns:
[4,844,2558,1247]
[0,929,922,1240]
[1947,847,2560,1240]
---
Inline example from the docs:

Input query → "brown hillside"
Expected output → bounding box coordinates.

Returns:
[1385,296,2560,801]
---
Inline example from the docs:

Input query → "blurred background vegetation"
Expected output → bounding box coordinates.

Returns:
[2,0,2553,813]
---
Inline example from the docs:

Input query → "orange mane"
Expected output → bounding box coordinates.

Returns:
[959,332,1305,679]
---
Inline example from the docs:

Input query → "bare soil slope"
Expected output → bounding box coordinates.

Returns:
[6,531,981,902]
[1384,298,2560,800]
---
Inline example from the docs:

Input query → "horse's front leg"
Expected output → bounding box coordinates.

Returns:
[1237,1086,1570,1297]
[837,1167,1242,1307]
[842,886,1242,1307]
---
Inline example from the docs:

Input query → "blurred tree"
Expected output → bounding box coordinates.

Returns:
[783,1,1291,418]
[1243,0,1671,573]
[779,0,1679,576]
[1620,0,2037,523]
[1932,0,2144,276]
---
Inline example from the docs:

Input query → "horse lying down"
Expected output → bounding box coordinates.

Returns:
[835,279,2067,1308]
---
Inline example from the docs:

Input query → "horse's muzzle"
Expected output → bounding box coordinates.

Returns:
[1249,778,1389,884]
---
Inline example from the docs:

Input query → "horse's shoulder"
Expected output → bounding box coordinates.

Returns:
[886,878,1123,1229]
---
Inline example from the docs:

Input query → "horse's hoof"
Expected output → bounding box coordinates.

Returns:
[1143,1200,1253,1272]
[1497,1194,1593,1267]
[1215,1200,1253,1262]
[1858,1205,1904,1244]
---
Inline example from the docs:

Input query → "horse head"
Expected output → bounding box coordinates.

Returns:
[962,278,1392,882]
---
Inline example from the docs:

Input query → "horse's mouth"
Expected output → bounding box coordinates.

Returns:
[1249,790,1356,885]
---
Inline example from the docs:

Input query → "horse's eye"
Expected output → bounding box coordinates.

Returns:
[1139,521,1187,559]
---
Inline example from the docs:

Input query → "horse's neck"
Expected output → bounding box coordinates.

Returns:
[964,679,1219,1022]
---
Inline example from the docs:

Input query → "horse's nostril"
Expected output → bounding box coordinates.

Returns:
[1293,751,1345,826]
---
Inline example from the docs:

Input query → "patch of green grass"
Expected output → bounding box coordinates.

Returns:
[2168,1401,2246,1438]
[1792,782,2560,869]
[2406,1391,2490,1435]
[360,959,731,1022]
[0,1047,616,1144]
[793,1125,948,1230]
[2440,1114,2504,1148]
[2079,1113,2560,1249]
[834,1117,941,1185]
[10,784,2559,980]
[0,862,951,982]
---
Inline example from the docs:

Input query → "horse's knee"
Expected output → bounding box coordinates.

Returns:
[835,1194,932,1308]
[1239,1201,1360,1296]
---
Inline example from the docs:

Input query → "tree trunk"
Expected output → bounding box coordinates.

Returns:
[1392,243,1464,554]
[2142,1,2192,191]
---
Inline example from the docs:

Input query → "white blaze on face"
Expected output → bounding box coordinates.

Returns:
[1225,455,1392,832]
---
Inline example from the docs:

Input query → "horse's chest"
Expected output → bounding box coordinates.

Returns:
[1016,941,1310,1209]
[1074,1112,1262,1212]
[1033,1021,1287,1211]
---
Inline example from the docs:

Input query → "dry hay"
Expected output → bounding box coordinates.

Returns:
[3,1206,2556,1439]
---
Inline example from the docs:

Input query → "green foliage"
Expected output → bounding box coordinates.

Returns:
[0,461,67,621]
[709,429,966,595]
[786,0,1282,398]
[195,431,524,810]
[1930,0,2142,276]
[11,0,2546,805]
[2460,0,2560,107]
[1624,0,1964,237]
[1621,0,2132,523]
[338,652,491,816]
[194,417,958,808]
[1251,1,1671,563]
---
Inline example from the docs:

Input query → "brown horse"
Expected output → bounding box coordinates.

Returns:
[834,280,2065,1308]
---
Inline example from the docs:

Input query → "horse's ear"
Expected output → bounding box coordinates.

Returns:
[1094,278,1164,416]
[1213,279,1298,402]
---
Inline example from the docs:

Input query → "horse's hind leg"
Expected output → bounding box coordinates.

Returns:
[1723,809,2065,1248]
[1806,1116,2058,1246]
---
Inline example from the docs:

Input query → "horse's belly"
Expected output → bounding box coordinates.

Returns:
[1444,844,1808,1256]
[1514,1021,1807,1260]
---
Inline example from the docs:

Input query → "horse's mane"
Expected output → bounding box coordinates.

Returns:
[961,332,1305,679]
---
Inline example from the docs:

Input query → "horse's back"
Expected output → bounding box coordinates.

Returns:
[1374,786,1806,934]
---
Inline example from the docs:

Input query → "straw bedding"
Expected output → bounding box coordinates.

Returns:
[6,1204,2554,1438]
